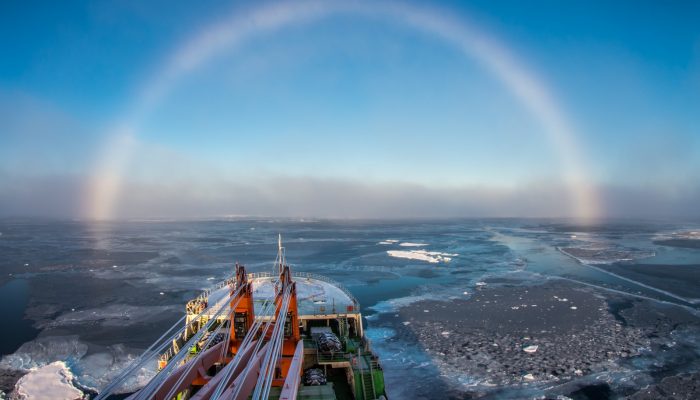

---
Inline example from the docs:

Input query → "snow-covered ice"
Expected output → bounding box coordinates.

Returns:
[399,242,428,247]
[14,362,83,400]
[523,345,539,353]
[387,249,457,263]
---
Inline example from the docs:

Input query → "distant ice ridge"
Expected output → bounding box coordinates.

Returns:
[14,361,83,400]
[387,249,458,263]
[654,230,700,241]
[558,244,654,265]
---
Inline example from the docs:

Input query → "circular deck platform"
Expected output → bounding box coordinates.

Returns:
[204,272,360,318]
[250,273,359,316]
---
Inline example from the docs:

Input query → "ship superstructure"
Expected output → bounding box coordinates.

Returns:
[97,236,387,400]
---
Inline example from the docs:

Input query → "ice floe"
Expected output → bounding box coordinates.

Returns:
[71,346,155,394]
[399,242,428,247]
[368,293,442,315]
[0,336,88,371]
[387,249,458,263]
[44,304,178,328]
[1,336,155,395]
[14,361,83,400]
[523,345,539,353]
[378,239,399,245]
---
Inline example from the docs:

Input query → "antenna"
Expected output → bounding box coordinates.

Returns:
[276,234,286,275]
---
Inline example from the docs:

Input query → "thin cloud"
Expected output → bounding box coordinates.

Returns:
[2,173,698,219]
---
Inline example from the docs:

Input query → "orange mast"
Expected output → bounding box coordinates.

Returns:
[229,262,254,356]
[272,235,301,386]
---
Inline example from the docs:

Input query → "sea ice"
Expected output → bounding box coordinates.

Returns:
[46,304,177,328]
[14,361,83,400]
[1,335,155,395]
[523,345,539,353]
[558,244,655,265]
[72,347,156,394]
[368,294,441,315]
[387,249,457,263]
[364,327,396,341]
[0,336,88,371]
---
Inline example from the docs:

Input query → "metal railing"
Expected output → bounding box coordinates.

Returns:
[184,271,360,313]
[317,352,349,363]
[188,276,235,306]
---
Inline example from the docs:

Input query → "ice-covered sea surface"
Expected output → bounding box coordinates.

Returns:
[0,218,699,399]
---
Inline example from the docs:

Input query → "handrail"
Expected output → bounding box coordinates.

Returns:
[317,352,348,363]
[184,271,360,313]
[368,353,374,398]
[358,348,367,400]
[186,276,235,308]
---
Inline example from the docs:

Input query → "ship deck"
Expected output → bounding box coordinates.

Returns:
[205,272,360,318]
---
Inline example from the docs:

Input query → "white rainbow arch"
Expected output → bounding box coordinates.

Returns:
[86,0,599,221]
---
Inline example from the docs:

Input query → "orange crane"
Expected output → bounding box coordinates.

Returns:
[124,236,306,400]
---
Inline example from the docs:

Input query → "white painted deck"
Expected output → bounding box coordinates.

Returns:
[203,273,360,318]
[251,275,358,315]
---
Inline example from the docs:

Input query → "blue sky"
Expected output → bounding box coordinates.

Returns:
[1,0,699,219]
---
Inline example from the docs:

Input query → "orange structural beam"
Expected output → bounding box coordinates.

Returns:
[279,341,304,400]
[219,343,271,400]
[189,340,261,400]
[149,341,225,400]
[272,264,301,385]
[230,263,254,355]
